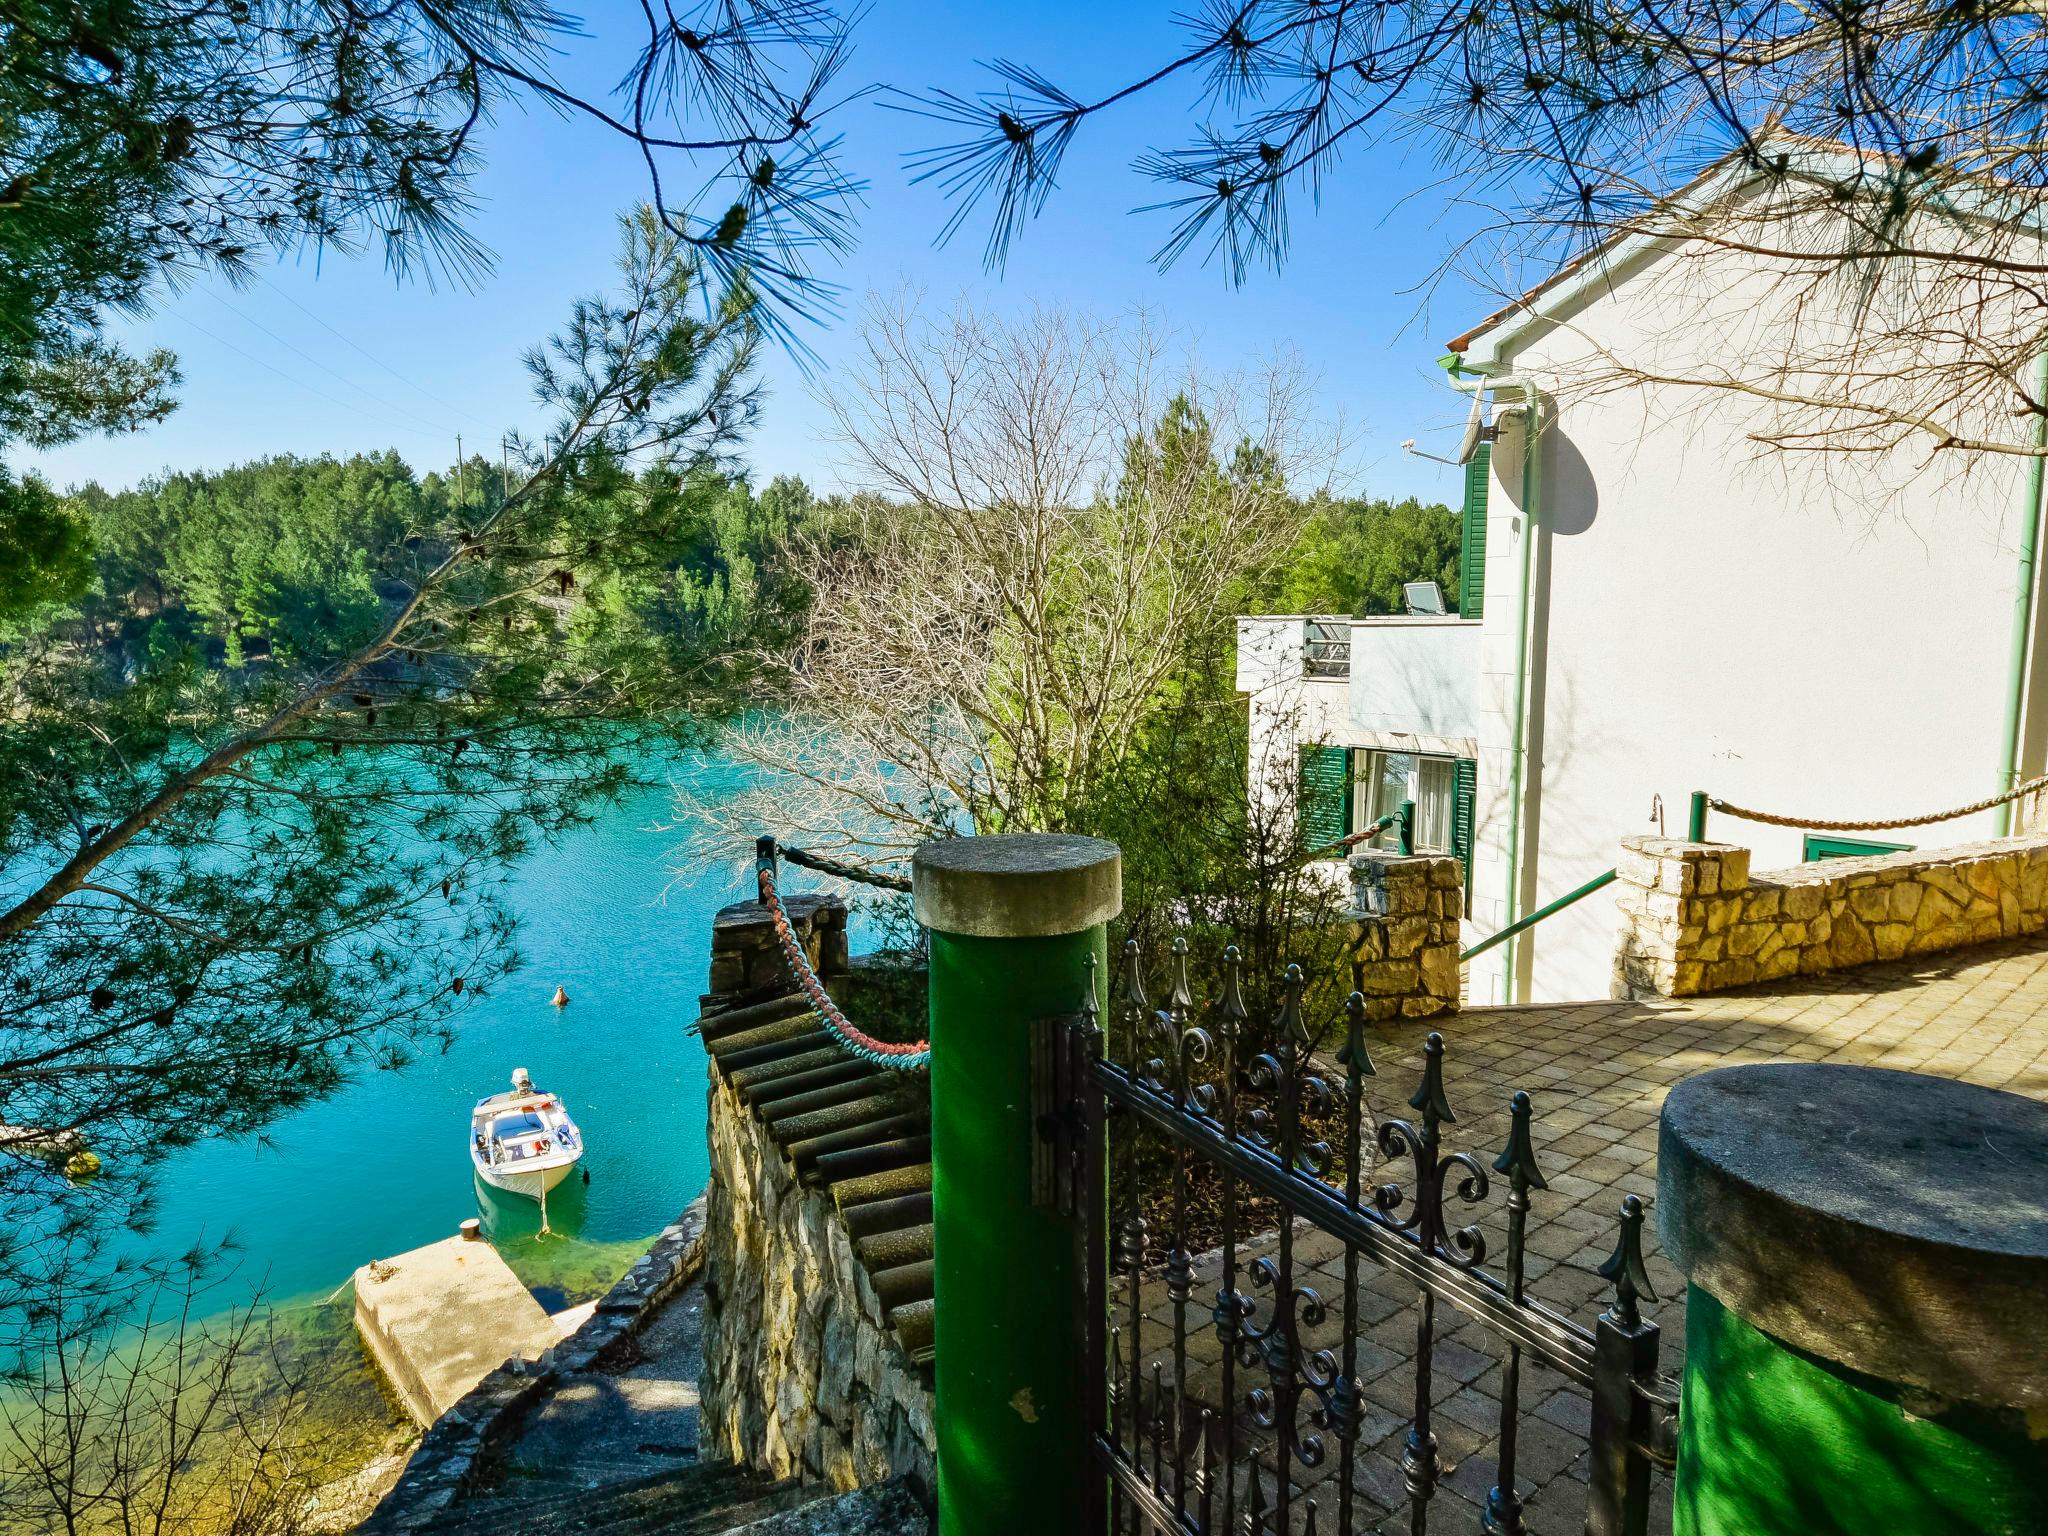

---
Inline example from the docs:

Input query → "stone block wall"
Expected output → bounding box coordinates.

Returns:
[699,1072,935,1494]
[696,897,936,1499]
[1346,850,1464,1020]
[1613,833,2048,999]
[706,890,849,1004]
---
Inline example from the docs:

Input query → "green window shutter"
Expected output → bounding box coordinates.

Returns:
[1298,745,1351,854]
[1458,443,1491,620]
[1451,756,1478,896]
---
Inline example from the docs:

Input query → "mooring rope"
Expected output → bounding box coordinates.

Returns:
[779,843,914,893]
[1708,771,2048,833]
[755,841,930,1071]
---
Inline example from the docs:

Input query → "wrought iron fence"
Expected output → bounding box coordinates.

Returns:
[1044,940,1678,1535]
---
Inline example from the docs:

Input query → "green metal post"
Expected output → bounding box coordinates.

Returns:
[1688,791,1708,843]
[1398,797,1416,855]
[911,834,1122,1536]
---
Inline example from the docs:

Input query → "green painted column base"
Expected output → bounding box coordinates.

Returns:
[1676,1288,2048,1536]
[929,926,1105,1536]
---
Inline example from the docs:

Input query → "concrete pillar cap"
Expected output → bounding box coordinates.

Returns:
[1658,1062,2048,1406]
[912,834,1121,938]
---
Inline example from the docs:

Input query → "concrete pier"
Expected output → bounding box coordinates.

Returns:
[354,1232,563,1426]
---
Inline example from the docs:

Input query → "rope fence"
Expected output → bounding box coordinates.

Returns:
[754,838,930,1072]
[779,842,913,893]
[1707,770,2048,834]
[1303,803,1413,865]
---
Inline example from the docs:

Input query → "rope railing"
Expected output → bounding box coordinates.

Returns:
[1304,798,1415,865]
[754,837,930,1071]
[1703,771,2048,835]
[778,842,913,893]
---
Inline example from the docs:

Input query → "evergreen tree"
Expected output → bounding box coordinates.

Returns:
[0,211,771,1346]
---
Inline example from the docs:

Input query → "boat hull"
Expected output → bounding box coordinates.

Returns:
[472,1156,577,1200]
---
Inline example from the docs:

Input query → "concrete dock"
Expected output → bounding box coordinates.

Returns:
[354,1231,564,1426]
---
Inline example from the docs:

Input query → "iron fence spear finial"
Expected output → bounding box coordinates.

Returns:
[1409,1030,1456,1125]
[1118,936,1149,1016]
[1492,1089,1548,1192]
[1217,944,1249,1038]
[1597,1193,1658,1329]
[1336,989,1375,1078]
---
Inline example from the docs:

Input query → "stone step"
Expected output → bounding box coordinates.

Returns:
[723,1477,932,1535]
[809,1135,930,1187]
[755,1072,893,1127]
[843,1190,933,1241]
[743,1056,877,1110]
[831,1162,934,1209]
[729,1045,848,1093]
[414,1459,801,1536]
[698,991,813,1043]
[716,1029,834,1075]
[787,1111,925,1172]
[707,1009,831,1059]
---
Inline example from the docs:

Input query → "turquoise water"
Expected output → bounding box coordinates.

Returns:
[137,751,818,1312]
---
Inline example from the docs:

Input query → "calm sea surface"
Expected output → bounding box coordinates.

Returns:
[137,749,850,1313]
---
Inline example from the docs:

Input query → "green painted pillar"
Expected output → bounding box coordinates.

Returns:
[1659,1064,2048,1536]
[911,834,1121,1536]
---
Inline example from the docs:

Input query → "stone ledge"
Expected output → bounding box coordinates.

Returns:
[1614,833,2048,998]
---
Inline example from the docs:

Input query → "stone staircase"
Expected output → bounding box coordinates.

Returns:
[398,1459,926,1536]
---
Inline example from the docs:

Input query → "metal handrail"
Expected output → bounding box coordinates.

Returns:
[1461,867,1618,962]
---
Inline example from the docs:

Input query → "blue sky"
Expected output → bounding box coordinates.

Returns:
[24,2,1515,504]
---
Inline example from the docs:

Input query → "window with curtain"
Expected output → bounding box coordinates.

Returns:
[1349,749,1457,854]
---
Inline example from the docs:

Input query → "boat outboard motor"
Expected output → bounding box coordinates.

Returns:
[511,1066,534,1093]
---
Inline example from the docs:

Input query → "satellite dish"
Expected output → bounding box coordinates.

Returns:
[1455,384,1489,465]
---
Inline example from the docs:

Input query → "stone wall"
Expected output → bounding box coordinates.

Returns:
[1612,833,2048,999]
[699,1072,935,1494]
[696,896,936,1499]
[1346,849,1464,1020]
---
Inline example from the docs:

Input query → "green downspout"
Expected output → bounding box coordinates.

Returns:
[1503,389,1542,1000]
[1996,348,2048,836]
[1443,354,1543,1004]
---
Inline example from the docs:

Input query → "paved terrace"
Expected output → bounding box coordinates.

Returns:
[1133,936,2048,1536]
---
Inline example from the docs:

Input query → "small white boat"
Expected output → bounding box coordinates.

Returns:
[469,1068,584,1200]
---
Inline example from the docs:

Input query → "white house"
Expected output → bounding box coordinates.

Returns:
[1241,149,2048,1004]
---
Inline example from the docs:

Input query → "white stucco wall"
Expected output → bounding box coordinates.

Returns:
[1461,228,2046,1004]
[1347,618,1481,744]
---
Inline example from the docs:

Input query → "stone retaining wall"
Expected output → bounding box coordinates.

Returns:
[696,895,936,1500]
[1613,833,2048,999]
[698,1070,935,1494]
[1346,849,1464,1020]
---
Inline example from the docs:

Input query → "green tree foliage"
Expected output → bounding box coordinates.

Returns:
[0,471,95,621]
[1,0,858,616]
[1078,402,1365,1036]
[0,212,778,1345]
[1262,495,1461,618]
[82,451,426,666]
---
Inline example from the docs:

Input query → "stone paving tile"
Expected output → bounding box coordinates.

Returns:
[1123,936,2048,1534]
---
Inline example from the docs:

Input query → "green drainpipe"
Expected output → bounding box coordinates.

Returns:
[1445,355,1544,1003]
[1502,387,1542,1000]
[1996,348,2048,836]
